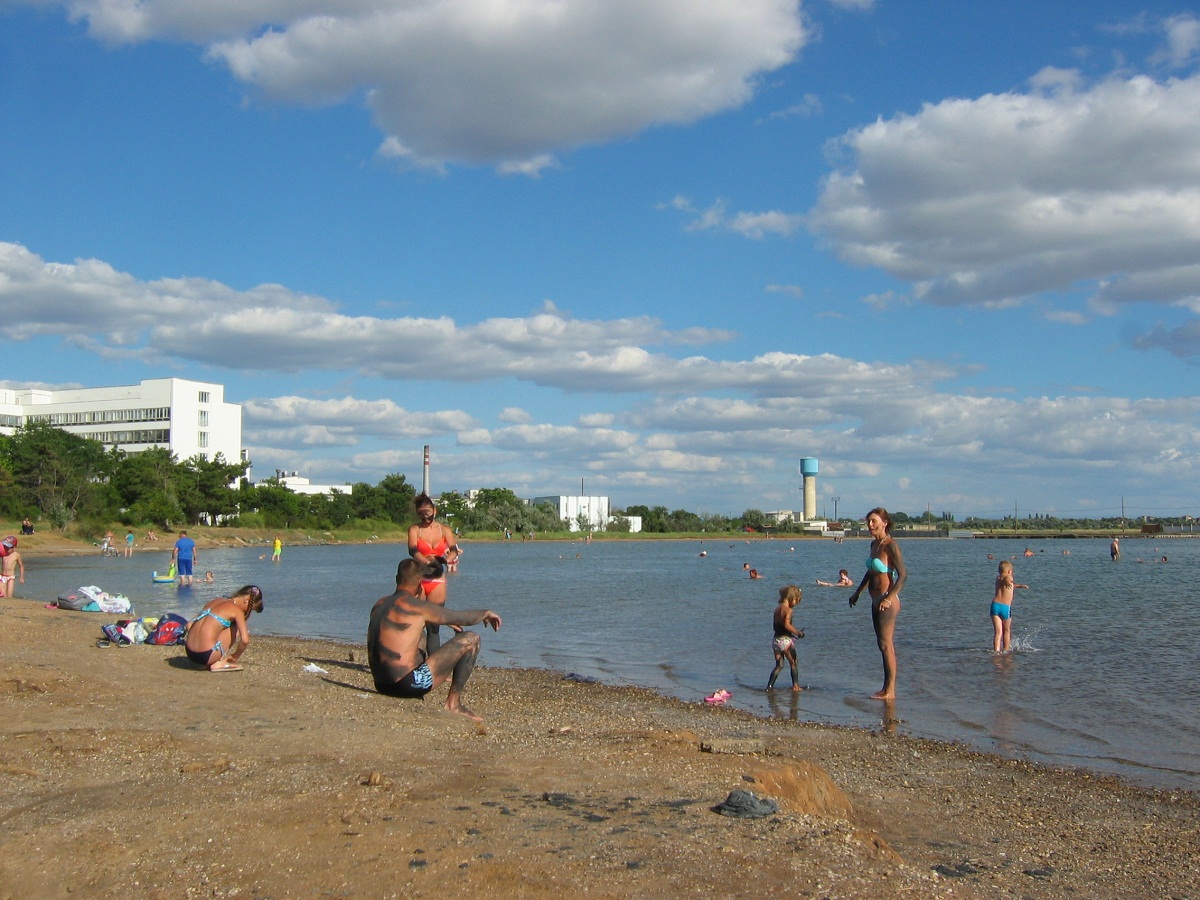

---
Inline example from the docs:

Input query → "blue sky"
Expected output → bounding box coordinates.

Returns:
[3,1,1200,520]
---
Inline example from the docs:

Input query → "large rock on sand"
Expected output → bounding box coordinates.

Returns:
[747,758,902,862]
[747,758,854,818]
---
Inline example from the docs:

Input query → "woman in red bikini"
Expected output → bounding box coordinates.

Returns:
[406,493,461,652]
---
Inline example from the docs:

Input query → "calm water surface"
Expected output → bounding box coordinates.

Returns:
[27,536,1200,792]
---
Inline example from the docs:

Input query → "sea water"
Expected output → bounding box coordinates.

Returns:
[27,536,1200,792]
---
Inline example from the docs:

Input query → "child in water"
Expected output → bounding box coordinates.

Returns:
[990,560,1029,653]
[816,569,853,587]
[767,585,804,691]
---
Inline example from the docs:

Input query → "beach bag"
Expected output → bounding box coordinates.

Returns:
[146,613,188,645]
[115,619,149,644]
[57,590,92,611]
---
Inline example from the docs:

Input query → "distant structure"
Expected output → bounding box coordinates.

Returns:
[799,458,819,521]
[260,472,354,496]
[795,457,832,532]
[531,494,612,532]
[422,444,430,495]
[0,377,241,464]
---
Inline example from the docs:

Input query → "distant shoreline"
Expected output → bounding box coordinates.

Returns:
[15,525,1193,561]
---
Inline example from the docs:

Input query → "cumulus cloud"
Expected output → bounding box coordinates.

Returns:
[670,197,806,238]
[6,241,1200,515]
[1153,13,1200,68]
[810,71,1200,324]
[765,284,805,299]
[498,407,531,424]
[0,241,945,397]
[48,0,807,170]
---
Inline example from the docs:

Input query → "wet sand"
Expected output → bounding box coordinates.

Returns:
[1,596,1197,898]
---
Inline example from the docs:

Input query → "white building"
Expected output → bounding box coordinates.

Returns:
[262,473,354,496]
[0,377,242,464]
[531,495,611,532]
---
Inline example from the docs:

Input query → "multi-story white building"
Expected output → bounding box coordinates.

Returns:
[260,473,354,496]
[0,377,242,464]
[531,494,612,532]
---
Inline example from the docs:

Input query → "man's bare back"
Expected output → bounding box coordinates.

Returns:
[367,559,501,722]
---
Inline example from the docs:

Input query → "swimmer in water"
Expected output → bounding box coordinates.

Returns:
[816,569,853,587]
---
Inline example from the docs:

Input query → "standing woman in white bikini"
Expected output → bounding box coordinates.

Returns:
[185,585,264,671]
[848,508,907,699]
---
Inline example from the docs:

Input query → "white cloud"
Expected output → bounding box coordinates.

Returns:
[52,0,808,171]
[242,395,474,448]
[673,198,805,238]
[765,284,805,299]
[810,71,1200,320]
[6,241,1200,515]
[498,407,531,424]
[578,412,615,427]
[1153,13,1200,68]
[763,92,823,122]
[2,242,957,396]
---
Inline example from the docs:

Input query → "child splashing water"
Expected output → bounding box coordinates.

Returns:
[990,560,1029,653]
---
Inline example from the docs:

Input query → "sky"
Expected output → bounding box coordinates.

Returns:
[2,0,1200,521]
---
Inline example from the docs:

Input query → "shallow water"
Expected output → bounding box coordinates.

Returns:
[27,535,1200,792]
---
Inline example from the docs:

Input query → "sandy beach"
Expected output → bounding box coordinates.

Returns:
[1,595,1197,899]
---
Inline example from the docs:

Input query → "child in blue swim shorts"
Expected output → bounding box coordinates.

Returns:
[990,560,1029,653]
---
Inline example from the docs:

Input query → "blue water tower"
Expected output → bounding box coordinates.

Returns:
[799,458,818,521]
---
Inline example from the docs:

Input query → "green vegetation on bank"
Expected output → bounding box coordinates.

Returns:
[2,422,1192,546]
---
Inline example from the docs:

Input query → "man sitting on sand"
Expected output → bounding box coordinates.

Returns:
[367,559,501,723]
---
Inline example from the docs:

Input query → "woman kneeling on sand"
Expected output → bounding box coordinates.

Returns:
[185,585,264,671]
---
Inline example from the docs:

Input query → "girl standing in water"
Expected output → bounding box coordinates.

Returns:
[849,508,906,699]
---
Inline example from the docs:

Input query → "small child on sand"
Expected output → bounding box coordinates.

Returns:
[990,560,1029,653]
[767,585,804,691]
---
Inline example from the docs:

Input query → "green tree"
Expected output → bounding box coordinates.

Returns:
[180,453,248,524]
[606,513,632,533]
[112,446,185,528]
[623,504,669,532]
[349,482,386,522]
[378,473,417,524]
[242,480,302,529]
[6,421,115,529]
[738,508,766,530]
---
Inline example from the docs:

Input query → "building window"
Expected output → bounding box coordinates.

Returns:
[198,431,209,448]
[198,410,209,426]
[198,391,210,404]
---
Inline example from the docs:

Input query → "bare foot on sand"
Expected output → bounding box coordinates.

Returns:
[212,663,243,672]
[446,704,484,723]
[870,690,894,700]
[792,685,804,693]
